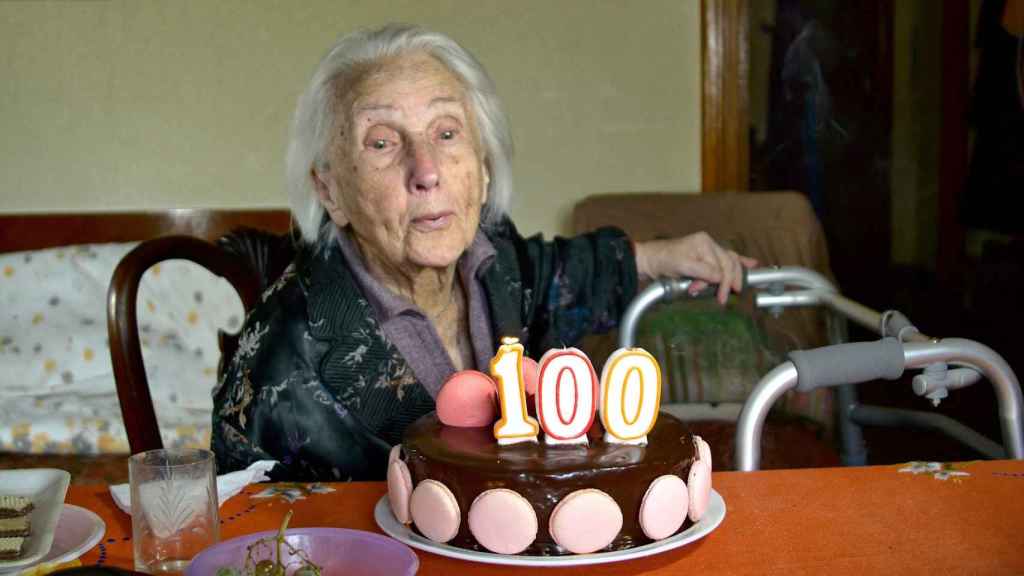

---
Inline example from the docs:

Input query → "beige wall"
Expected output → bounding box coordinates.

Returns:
[0,1,701,238]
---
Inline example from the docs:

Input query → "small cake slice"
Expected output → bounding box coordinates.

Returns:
[0,515,30,538]
[0,536,25,560]
[0,496,33,519]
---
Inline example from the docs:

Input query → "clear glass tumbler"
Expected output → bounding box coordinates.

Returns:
[129,448,219,574]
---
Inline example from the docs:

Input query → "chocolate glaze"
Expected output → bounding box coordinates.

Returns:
[403,411,696,556]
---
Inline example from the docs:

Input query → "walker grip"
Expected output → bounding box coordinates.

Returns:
[788,338,905,392]
[668,266,748,300]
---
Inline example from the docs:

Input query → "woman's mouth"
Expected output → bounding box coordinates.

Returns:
[411,211,453,231]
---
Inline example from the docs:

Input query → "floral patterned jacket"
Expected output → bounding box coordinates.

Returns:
[212,219,637,481]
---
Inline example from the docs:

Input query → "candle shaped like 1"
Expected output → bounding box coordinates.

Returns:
[491,337,539,444]
[535,348,598,445]
[599,347,662,445]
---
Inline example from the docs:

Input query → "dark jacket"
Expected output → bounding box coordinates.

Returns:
[212,219,637,481]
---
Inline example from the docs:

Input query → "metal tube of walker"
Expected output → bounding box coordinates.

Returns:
[618,279,695,348]
[620,267,1024,467]
[903,339,1024,460]
[745,267,836,291]
[621,267,828,348]
[734,362,801,471]
[736,337,1024,470]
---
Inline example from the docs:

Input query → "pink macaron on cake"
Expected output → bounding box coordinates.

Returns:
[386,338,713,556]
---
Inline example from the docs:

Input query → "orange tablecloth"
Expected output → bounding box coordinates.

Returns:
[68,460,1024,575]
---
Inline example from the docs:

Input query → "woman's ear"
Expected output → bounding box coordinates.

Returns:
[312,167,349,227]
[481,164,490,205]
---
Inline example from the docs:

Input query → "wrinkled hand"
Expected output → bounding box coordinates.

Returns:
[634,232,758,305]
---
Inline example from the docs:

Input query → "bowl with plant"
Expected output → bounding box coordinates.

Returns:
[186,511,418,576]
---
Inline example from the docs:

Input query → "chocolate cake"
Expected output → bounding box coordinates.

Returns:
[400,411,698,555]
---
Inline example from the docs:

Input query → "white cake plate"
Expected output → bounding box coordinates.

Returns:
[373,489,725,567]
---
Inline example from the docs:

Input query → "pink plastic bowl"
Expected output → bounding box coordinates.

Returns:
[185,527,419,576]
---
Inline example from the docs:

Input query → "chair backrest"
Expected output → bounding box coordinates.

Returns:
[107,229,294,454]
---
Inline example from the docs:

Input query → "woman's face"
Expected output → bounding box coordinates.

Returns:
[316,52,488,273]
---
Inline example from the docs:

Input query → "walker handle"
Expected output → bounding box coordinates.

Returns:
[665,266,749,300]
[788,338,905,392]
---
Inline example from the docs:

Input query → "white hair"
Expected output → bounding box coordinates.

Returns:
[285,24,515,246]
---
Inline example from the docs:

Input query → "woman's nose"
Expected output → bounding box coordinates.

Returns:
[407,140,440,193]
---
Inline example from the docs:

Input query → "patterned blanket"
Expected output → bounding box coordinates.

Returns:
[0,243,242,454]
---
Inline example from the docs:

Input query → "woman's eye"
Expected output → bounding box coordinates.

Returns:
[363,127,398,152]
[439,128,459,141]
[365,137,394,152]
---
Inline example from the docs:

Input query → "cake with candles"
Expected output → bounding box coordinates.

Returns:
[386,338,714,556]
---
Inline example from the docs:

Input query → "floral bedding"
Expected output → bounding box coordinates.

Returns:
[0,243,244,454]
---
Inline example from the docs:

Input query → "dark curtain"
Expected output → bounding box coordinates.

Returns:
[961,0,1024,234]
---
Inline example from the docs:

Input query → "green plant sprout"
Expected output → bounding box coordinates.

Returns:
[215,510,323,576]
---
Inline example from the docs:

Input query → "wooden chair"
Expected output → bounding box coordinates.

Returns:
[106,213,293,454]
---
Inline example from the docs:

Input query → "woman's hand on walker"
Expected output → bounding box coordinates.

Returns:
[634,232,758,305]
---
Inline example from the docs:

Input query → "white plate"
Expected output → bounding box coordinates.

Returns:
[40,505,106,569]
[0,469,71,571]
[374,489,726,567]
[0,505,106,575]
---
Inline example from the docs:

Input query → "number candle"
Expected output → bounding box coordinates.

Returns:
[535,348,598,445]
[491,337,539,444]
[490,338,663,445]
[599,348,662,445]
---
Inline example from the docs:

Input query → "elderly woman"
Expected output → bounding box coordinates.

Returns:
[213,24,754,481]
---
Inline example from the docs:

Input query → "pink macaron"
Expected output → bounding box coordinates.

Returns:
[387,459,413,524]
[639,474,689,540]
[688,459,711,522]
[548,489,623,554]
[436,370,498,427]
[521,356,540,397]
[409,479,461,543]
[468,488,538,554]
[694,434,712,472]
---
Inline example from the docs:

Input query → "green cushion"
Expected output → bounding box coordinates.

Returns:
[635,299,833,431]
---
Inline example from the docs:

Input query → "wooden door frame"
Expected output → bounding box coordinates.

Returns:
[701,0,749,193]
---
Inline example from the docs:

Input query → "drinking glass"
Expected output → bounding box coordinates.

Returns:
[129,448,219,574]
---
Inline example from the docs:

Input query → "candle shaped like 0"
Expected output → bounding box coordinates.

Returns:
[490,338,662,445]
[491,337,540,444]
[535,348,598,445]
[600,348,662,444]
